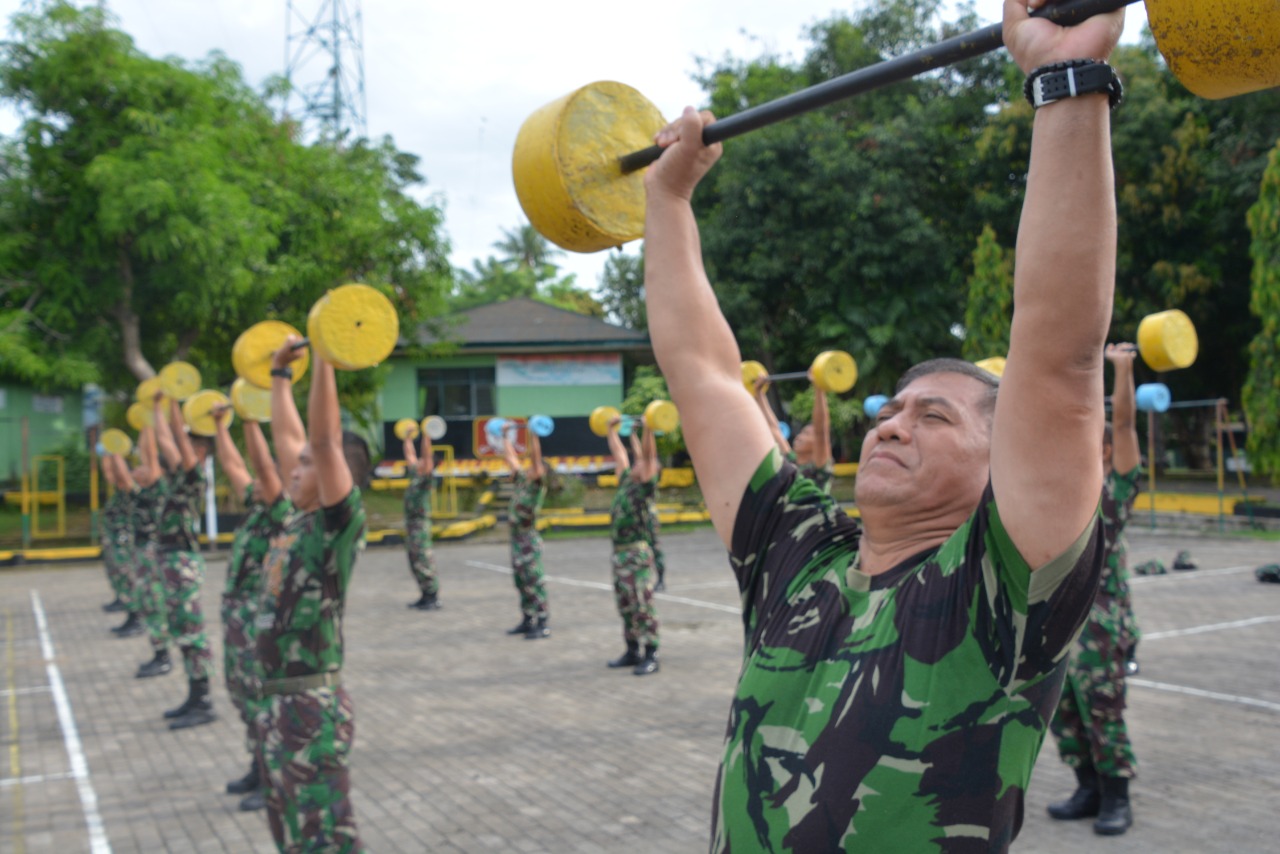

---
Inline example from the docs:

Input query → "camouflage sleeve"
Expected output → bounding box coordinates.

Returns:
[977,485,1105,690]
[730,448,860,632]
[1110,467,1142,526]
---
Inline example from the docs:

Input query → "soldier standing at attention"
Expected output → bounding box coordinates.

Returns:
[1047,342,1142,835]
[211,406,293,812]
[105,453,146,638]
[753,373,835,493]
[605,418,662,676]
[98,455,129,613]
[151,392,218,730]
[256,337,367,853]
[501,423,550,639]
[403,425,440,610]
[638,0,1122,847]
[129,424,176,677]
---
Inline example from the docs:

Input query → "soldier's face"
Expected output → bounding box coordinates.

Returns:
[793,425,815,457]
[290,443,321,510]
[855,372,990,517]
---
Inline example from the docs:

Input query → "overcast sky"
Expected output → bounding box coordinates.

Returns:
[0,0,1149,292]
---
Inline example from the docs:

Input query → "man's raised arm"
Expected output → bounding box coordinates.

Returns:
[243,420,282,505]
[270,338,307,490]
[991,0,1125,568]
[643,108,775,547]
[308,355,353,509]
[1107,344,1141,475]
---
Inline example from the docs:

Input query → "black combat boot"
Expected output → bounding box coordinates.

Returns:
[163,680,198,719]
[608,641,641,668]
[1093,776,1133,835]
[239,789,266,811]
[507,617,533,636]
[415,593,441,611]
[524,616,550,640]
[408,592,428,609]
[112,612,143,637]
[633,644,660,676]
[226,759,260,795]
[102,597,126,612]
[168,678,216,730]
[135,650,172,679]
[1047,766,1101,820]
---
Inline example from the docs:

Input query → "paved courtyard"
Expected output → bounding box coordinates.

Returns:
[2,526,1277,853]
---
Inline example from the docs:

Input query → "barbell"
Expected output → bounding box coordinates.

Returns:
[589,401,680,437]
[513,0,1280,253]
[742,351,857,395]
[395,415,448,442]
[1135,382,1171,413]
[182,390,231,437]
[230,378,273,423]
[232,284,398,389]
[100,428,133,456]
[126,401,161,431]
[487,415,556,440]
[159,361,202,401]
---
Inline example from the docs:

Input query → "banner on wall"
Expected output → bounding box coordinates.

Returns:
[496,354,621,387]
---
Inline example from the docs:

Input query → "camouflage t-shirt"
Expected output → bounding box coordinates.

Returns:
[158,465,205,551]
[405,473,432,523]
[1099,468,1140,602]
[713,449,1103,853]
[225,486,294,598]
[609,469,648,547]
[509,469,545,531]
[256,488,366,680]
[786,450,834,494]
[131,480,166,545]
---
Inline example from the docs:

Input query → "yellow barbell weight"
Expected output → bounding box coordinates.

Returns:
[513,81,666,254]
[974,356,1007,378]
[182,389,231,437]
[101,428,133,456]
[126,401,162,431]
[515,2,1280,254]
[230,378,273,423]
[159,361,202,401]
[135,376,167,405]
[589,406,621,438]
[306,284,399,371]
[741,351,857,395]
[233,320,311,390]
[643,400,680,433]
[1137,309,1198,372]
[394,418,420,442]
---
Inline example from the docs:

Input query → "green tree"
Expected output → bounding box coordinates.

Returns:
[961,224,1014,361]
[785,385,862,461]
[0,1,451,413]
[452,222,602,316]
[620,365,685,460]
[1243,138,1280,479]
[598,250,646,330]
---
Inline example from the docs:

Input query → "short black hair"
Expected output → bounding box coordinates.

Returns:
[895,358,999,420]
[190,435,214,455]
[342,431,372,490]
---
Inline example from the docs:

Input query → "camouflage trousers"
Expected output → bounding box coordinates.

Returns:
[101,530,134,605]
[612,542,659,649]
[1050,600,1137,778]
[159,549,214,681]
[510,527,548,620]
[405,516,438,596]
[257,686,362,854]
[136,544,170,652]
[643,507,665,584]
[222,592,260,755]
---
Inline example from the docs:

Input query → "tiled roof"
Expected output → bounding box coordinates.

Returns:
[413,298,649,352]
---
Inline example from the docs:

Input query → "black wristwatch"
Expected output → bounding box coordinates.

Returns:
[1024,59,1123,110]
[270,367,293,380]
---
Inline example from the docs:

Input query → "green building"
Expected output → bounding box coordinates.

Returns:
[0,381,90,484]
[380,298,651,458]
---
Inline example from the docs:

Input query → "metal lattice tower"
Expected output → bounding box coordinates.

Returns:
[283,0,366,140]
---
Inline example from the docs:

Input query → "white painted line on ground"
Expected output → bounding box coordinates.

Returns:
[1129,678,1280,714]
[664,580,737,592]
[0,686,53,697]
[465,560,742,615]
[30,590,112,854]
[1130,565,1255,584]
[0,771,75,788]
[1143,614,1280,641]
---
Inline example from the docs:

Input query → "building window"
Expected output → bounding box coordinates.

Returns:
[417,367,495,419]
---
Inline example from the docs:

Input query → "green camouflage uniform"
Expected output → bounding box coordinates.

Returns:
[101,490,135,607]
[508,470,548,621]
[610,469,659,649]
[223,486,293,756]
[255,488,366,854]
[1050,467,1140,779]
[403,473,438,597]
[157,466,213,680]
[131,480,169,652]
[640,476,665,584]
[786,449,834,494]
[713,449,1103,852]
